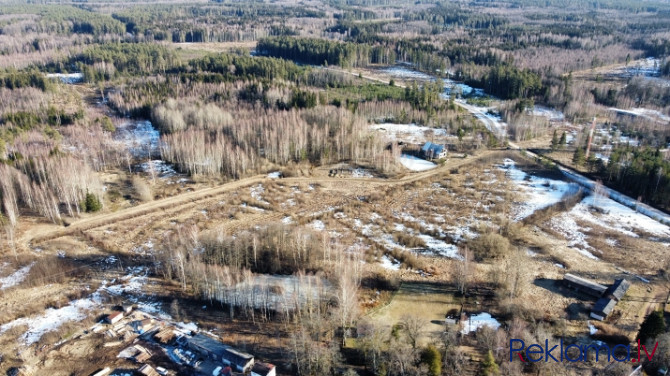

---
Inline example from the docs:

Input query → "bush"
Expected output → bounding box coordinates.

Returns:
[421,345,442,376]
[468,232,510,260]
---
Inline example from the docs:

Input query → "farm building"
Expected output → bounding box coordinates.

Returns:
[590,278,630,321]
[590,298,617,321]
[421,142,447,160]
[251,362,276,376]
[562,273,608,298]
[608,278,631,301]
[105,311,124,324]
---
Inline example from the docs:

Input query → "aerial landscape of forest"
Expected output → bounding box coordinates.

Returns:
[0,0,670,375]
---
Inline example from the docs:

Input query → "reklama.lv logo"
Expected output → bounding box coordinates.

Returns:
[509,339,658,363]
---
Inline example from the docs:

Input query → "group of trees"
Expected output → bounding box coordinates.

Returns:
[0,69,54,91]
[65,43,179,82]
[598,146,670,211]
[0,5,125,37]
[257,36,389,68]
[0,154,103,231]
[155,103,395,177]
[474,63,545,100]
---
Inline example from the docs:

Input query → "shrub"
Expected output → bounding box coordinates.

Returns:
[421,345,442,376]
[468,232,510,260]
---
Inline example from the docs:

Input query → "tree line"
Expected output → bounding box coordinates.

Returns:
[599,146,670,211]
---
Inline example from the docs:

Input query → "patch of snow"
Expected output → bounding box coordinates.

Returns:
[571,195,670,238]
[282,216,293,224]
[380,66,433,80]
[45,72,83,84]
[554,263,565,269]
[138,160,178,178]
[310,220,325,231]
[370,123,447,143]
[114,120,160,159]
[531,106,565,121]
[250,184,269,204]
[608,107,670,124]
[399,154,437,171]
[267,171,281,179]
[0,284,103,345]
[417,235,462,259]
[352,168,374,178]
[0,262,35,290]
[461,312,501,334]
[588,321,598,335]
[176,322,198,332]
[380,255,401,270]
[500,159,580,220]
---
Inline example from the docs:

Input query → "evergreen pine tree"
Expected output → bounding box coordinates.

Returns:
[559,131,567,148]
[637,311,666,344]
[482,350,500,376]
[551,129,559,150]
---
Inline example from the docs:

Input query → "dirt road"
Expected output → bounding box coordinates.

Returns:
[26,152,492,244]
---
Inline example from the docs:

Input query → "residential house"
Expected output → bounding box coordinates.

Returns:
[421,142,447,160]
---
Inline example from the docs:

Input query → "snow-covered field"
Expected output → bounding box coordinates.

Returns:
[370,123,447,143]
[399,154,437,171]
[500,159,580,220]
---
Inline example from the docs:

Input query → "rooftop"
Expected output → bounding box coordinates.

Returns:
[608,279,630,301]
[563,273,608,296]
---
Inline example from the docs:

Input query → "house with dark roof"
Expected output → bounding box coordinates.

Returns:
[421,142,447,160]
[562,273,608,298]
